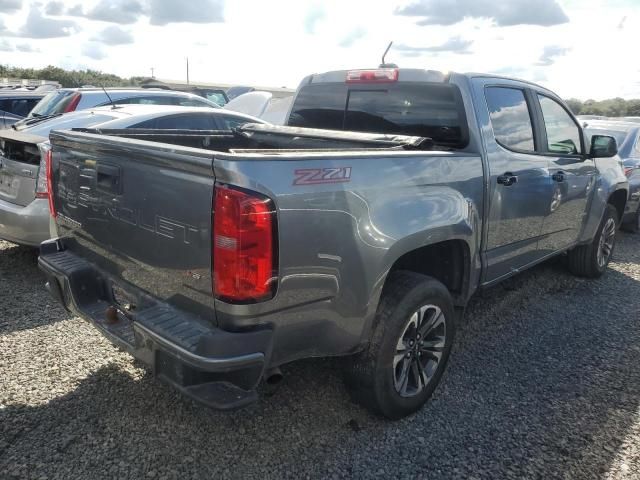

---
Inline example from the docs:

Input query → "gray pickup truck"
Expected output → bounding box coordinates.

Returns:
[39,68,627,419]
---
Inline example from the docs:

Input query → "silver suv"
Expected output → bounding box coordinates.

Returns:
[23,88,219,122]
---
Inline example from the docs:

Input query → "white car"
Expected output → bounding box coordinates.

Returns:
[0,105,265,246]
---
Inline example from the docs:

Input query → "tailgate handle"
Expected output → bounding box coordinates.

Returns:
[96,164,122,194]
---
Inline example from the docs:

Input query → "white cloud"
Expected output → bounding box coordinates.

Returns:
[149,0,224,26]
[82,42,106,60]
[396,36,473,56]
[0,0,22,14]
[16,42,39,52]
[339,27,366,48]
[536,45,571,66]
[303,5,325,34]
[0,38,12,50]
[68,0,145,24]
[45,1,64,15]
[395,0,569,27]
[93,25,134,45]
[18,7,80,38]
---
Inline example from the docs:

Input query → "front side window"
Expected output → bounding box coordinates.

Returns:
[537,95,582,155]
[485,87,535,152]
[177,98,211,107]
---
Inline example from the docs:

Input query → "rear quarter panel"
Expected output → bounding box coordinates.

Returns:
[213,150,484,365]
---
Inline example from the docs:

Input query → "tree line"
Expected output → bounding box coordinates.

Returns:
[0,65,143,88]
[565,98,640,117]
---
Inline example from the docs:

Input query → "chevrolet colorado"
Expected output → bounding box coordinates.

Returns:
[39,68,627,419]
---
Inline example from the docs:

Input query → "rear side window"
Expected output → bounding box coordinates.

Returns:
[537,95,582,155]
[288,83,468,147]
[113,96,179,106]
[132,113,215,130]
[215,114,258,129]
[485,87,535,152]
[176,98,212,107]
[0,98,40,117]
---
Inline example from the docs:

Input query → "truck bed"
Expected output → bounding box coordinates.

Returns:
[41,124,483,408]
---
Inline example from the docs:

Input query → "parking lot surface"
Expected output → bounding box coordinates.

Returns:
[1,234,640,480]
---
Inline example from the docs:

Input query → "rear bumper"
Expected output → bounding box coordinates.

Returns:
[0,197,50,246]
[39,239,273,410]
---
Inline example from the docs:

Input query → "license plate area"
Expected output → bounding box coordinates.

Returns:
[0,172,17,197]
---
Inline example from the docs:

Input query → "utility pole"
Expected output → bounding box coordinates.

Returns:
[150,67,155,79]
[186,57,190,85]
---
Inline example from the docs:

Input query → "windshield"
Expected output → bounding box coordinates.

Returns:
[19,113,121,137]
[203,92,227,106]
[29,90,77,117]
[288,82,468,148]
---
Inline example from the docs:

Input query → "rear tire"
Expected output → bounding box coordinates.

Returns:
[344,271,455,420]
[567,204,618,278]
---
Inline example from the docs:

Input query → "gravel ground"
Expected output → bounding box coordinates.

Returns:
[1,233,640,480]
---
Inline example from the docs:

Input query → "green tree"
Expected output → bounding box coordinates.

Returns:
[565,98,583,115]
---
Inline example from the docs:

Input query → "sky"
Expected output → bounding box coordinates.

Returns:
[0,0,638,100]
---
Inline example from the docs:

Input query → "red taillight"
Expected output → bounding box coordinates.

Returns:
[63,93,82,113]
[213,185,277,303]
[346,68,399,83]
[45,150,56,218]
[624,167,634,178]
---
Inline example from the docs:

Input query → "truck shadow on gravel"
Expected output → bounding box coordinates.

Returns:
[0,242,71,335]
[2,236,640,478]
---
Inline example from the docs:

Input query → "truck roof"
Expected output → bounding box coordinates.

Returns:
[301,67,554,95]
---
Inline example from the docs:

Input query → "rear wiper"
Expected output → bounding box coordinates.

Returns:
[12,113,63,130]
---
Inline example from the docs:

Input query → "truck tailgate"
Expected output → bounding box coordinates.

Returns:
[48,130,217,323]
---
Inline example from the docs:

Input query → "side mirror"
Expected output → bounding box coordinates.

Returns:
[590,135,618,158]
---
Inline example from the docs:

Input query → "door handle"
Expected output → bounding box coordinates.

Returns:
[96,164,121,194]
[552,171,565,183]
[497,172,518,186]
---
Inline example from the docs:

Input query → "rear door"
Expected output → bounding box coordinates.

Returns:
[50,131,218,321]
[533,93,597,254]
[475,81,554,283]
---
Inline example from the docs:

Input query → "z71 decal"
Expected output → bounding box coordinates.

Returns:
[293,167,352,186]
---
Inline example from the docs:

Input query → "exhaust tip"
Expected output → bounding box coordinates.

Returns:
[265,367,283,386]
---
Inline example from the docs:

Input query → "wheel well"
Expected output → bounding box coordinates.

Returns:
[608,189,627,223]
[389,240,469,302]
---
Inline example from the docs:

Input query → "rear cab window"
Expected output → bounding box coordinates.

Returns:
[484,87,536,152]
[288,82,468,148]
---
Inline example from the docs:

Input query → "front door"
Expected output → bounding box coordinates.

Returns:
[534,93,597,254]
[479,84,554,283]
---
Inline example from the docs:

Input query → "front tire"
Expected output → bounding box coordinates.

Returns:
[568,204,618,278]
[345,271,455,420]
